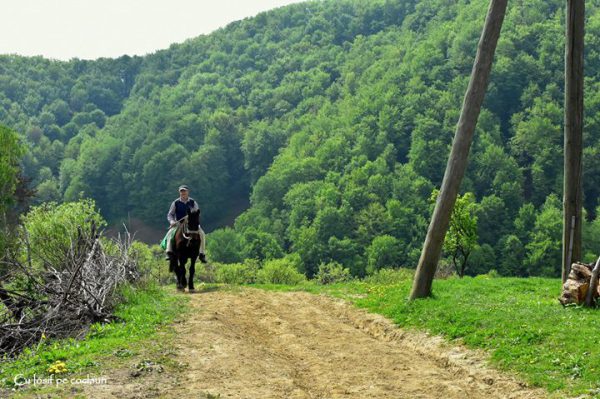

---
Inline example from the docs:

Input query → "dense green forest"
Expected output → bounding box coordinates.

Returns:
[2,0,600,278]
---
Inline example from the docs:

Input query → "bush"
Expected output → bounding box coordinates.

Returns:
[364,268,414,285]
[215,260,258,284]
[128,243,169,286]
[22,199,106,268]
[366,235,404,274]
[257,258,306,285]
[196,262,217,283]
[207,227,244,264]
[315,262,351,284]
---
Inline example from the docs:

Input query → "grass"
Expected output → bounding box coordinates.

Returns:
[255,273,600,397]
[0,284,188,396]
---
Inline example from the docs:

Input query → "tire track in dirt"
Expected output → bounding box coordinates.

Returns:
[84,288,547,399]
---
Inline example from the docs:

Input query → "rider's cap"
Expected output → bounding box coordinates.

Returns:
[178,185,189,192]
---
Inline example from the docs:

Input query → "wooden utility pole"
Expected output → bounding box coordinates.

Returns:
[409,0,508,300]
[563,0,584,283]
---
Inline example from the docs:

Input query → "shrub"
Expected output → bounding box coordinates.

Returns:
[207,227,244,264]
[128,243,168,286]
[366,235,404,274]
[215,260,258,284]
[241,228,284,260]
[257,258,306,285]
[197,262,217,283]
[315,262,351,284]
[22,199,106,268]
[364,268,414,285]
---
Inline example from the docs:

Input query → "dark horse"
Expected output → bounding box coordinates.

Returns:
[169,209,202,292]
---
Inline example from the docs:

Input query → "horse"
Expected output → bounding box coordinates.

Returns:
[169,208,202,292]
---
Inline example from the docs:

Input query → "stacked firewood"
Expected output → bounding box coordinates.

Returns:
[559,258,600,307]
[0,224,139,358]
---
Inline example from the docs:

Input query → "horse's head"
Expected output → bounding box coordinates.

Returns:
[186,208,200,232]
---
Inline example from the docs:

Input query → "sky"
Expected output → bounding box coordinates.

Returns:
[0,0,307,61]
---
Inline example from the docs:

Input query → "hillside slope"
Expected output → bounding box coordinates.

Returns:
[1,0,600,276]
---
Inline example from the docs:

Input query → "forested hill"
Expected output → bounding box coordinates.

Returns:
[2,0,600,278]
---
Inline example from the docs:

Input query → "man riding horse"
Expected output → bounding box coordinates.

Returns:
[164,185,207,292]
[165,185,207,263]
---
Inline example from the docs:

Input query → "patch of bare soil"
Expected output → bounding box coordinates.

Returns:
[83,288,547,399]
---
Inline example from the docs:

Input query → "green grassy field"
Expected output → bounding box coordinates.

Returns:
[0,284,187,395]
[255,273,600,398]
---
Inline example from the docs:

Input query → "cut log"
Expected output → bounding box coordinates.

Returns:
[585,256,600,307]
[559,262,600,306]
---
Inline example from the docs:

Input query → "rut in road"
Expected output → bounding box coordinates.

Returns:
[86,288,546,399]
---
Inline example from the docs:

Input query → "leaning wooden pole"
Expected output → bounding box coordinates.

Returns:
[409,0,508,300]
[563,0,585,283]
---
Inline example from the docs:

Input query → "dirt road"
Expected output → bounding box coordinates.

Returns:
[86,288,546,399]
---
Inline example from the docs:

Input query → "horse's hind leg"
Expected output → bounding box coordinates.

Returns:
[188,258,196,291]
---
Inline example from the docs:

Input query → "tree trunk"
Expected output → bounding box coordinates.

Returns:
[409,0,508,300]
[563,0,585,283]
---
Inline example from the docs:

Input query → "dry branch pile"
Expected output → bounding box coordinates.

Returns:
[0,223,139,358]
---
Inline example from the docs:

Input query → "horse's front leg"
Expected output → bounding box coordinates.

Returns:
[188,257,196,291]
[179,257,187,289]
[169,255,177,274]
[172,256,181,290]
[174,257,185,291]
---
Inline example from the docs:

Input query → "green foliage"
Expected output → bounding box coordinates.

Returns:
[0,125,23,212]
[241,228,284,261]
[496,235,527,276]
[127,242,168,285]
[207,227,245,264]
[366,235,404,274]
[467,243,496,276]
[214,261,259,285]
[315,261,351,285]
[22,199,106,267]
[439,191,478,277]
[0,124,24,258]
[256,258,306,285]
[583,208,600,262]
[2,0,600,279]
[525,194,562,277]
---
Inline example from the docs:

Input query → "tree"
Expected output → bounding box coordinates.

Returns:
[476,194,508,246]
[207,228,245,264]
[468,244,496,276]
[0,125,24,259]
[0,125,23,214]
[525,194,562,277]
[442,192,478,277]
[408,116,450,185]
[366,235,404,275]
[496,235,526,276]
[241,228,284,261]
[514,203,537,244]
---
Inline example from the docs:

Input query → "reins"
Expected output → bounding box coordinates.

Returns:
[177,215,200,243]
